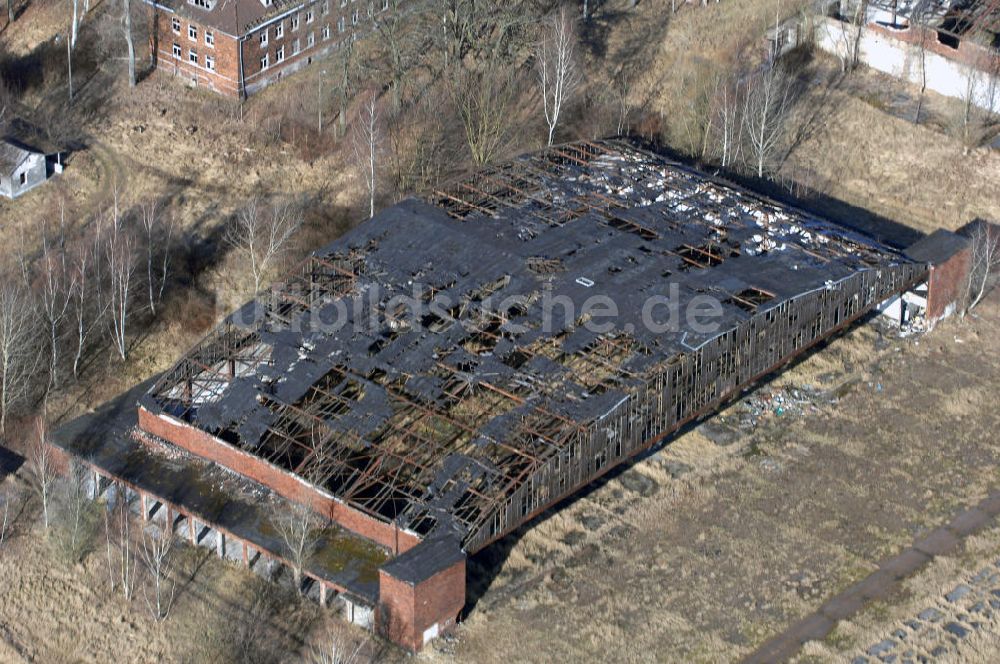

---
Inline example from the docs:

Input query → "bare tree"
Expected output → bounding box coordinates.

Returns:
[308,629,369,664]
[69,240,104,378]
[535,5,581,146]
[139,201,173,315]
[28,418,58,531]
[269,500,320,596]
[105,209,137,361]
[0,282,37,434]
[453,63,519,165]
[106,483,137,600]
[714,73,745,169]
[833,0,868,74]
[741,62,792,178]
[52,460,100,563]
[225,197,303,293]
[352,92,384,220]
[140,527,175,621]
[71,0,80,49]
[964,222,1000,315]
[374,0,418,114]
[121,0,137,87]
[35,223,73,392]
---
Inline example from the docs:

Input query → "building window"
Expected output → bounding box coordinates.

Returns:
[275,22,284,39]
[322,1,329,15]
[190,0,211,8]
[307,31,315,47]
[205,29,214,46]
[276,45,285,62]
[291,15,300,30]
[188,49,198,64]
[322,24,330,40]
[306,9,314,23]
[172,42,182,58]
[337,16,345,32]
[205,55,215,70]
[19,172,26,186]
[188,24,197,40]
[352,9,358,24]
[340,0,347,7]
[171,17,181,33]
[259,30,268,46]
[261,53,269,69]
[381,0,388,10]
[293,38,301,54]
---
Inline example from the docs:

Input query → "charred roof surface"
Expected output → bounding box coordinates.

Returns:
[143,139,918,551]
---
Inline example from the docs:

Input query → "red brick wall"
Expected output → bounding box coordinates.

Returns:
[137,406,421,553]
[926,246,972,320]
[378,558,466,652]
[149,7,242,97]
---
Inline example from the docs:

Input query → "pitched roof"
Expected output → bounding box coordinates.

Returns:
[0,138,42,174]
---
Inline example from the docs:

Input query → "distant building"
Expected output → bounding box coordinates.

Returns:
[0,139,49,200]
[145,0,398,98]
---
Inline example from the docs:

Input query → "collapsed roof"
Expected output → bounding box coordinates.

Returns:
[142,139,923,552]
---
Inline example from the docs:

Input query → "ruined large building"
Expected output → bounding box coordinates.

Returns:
[56,140,968,652]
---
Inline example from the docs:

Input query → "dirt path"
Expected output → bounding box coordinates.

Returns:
[744,492,1000,663]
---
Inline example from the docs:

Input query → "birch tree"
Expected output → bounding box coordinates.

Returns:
[352,92,383,219]
[106,210,137,361]
[139,201,172,315]
[741,63,791,178]
[28,418,57,531]
[71,0,80,49]
[36,226,73,392]
[107,484,137,600]
[52,461,101,563]
[140,527,175,621]
[0,283,37,434]
[225,197,302,293]
[70,241,104,378]
[121,0,136,87]
[964,223,1000,315]
[535,5,581,146]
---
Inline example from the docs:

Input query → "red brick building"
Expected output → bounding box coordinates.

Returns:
[145,0,396,97]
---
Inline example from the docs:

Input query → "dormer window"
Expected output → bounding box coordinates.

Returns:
[188,0,213,9]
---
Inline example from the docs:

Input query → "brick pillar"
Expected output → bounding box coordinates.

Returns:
[378,537,466,653]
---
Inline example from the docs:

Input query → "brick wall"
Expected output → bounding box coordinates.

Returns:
[150,7,242,97]
[137,406,421,553]
[378,557,466,652]
[925,246,972,321]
